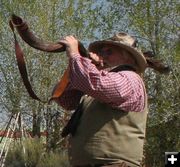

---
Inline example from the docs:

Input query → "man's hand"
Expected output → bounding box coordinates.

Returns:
[59,36,105,69]
[89,52,104,69]
[59,35,79,57]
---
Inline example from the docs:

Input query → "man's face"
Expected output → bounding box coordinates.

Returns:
[98,45,135,68]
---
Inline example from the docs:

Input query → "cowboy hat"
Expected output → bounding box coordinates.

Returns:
[88,32,147,73]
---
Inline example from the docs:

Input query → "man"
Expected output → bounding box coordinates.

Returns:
[56,32,148,167]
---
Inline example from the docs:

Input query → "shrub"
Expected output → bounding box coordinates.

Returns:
[4,138,69,167]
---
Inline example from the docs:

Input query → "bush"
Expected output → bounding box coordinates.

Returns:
[5,138,69,167]
[37,151,69,167]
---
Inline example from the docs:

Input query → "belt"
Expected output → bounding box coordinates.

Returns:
[73,162,130,167]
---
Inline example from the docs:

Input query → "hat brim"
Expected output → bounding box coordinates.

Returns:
[88,40,147,73]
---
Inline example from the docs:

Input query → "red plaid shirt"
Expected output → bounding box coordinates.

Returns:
[55,54,146,112]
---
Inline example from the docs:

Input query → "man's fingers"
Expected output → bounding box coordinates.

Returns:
[58,36,69,45]
[60,35,77,41]
[89,52,105,68]
[89,52,100,62]
[58,35,79,57]
[58,36,75,46]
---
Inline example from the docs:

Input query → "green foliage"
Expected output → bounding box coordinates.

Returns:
[123,1,180,166]
[37,151,69,167]
[5,143,25,167]
[174,39,180,61]
[5,138,69,167]
[0,0,179,167]
[24,138,44,166]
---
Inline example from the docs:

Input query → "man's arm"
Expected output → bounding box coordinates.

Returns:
[59,36,145,112]
[52,84,83,110]
[69,54,145,112]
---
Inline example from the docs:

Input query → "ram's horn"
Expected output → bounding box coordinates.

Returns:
[10,14,89,57]
[11,14,65,52]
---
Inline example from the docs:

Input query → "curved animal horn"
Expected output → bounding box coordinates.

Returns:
[11,14,65,52]
[10,14,89,57]
[10,14,89,103]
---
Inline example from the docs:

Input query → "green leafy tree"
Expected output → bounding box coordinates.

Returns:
[0,0,126,162]
[110,0,180,166]
[1,0,179,166]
